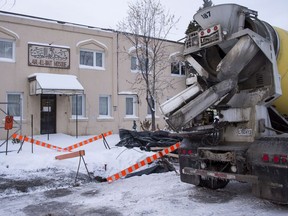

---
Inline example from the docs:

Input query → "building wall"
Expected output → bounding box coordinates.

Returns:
[116,33,187,131]
[0,12,186,139]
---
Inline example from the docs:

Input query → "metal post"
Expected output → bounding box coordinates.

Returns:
[76,95,78,138]
[31,114,34,153]
[18,97,22,136]
[6,110,10,155]
[5,130,9,155]
[17,136,25,153]
[47,95,50,141]
[102,134,111,149]
[81,156,92,180]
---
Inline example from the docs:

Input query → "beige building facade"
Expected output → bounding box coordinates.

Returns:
[0,11,186,139]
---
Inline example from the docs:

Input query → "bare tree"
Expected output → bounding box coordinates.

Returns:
[202,0,213,8]
[186,0,213,35]
[198,0,213,11]
[118,0,179,131]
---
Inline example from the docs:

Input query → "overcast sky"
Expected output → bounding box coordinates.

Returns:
[1,0,287,41]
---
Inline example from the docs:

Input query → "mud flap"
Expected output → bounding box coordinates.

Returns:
[179,154,201,185]
[248,139,288,204]
[251,165,288,204]
[180,171,201,185]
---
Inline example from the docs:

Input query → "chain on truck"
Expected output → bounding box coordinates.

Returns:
[160,4,288,204]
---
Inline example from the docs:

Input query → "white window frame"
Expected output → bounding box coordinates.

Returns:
[130,56,138,72]
[6,92,23,119]
[71,94,86,118]
[171,61,185,76]
[130,55,150,73]
[99,95,111,118]
[0,38,15,62]
[125,96,137,118]
[79,49,105,70]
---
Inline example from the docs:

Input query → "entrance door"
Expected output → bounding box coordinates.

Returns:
[40,95,56,134]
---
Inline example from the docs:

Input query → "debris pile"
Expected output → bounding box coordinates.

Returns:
[111,129,182,179]
[116,129,182,151]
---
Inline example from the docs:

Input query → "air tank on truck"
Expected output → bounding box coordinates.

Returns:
[160,4,288,204]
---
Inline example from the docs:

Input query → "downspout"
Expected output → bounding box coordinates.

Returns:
[76,94,78,138]
[117,32,119,94]
[116,32,120,128]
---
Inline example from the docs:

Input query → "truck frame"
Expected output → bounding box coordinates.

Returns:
[160,4,288,204]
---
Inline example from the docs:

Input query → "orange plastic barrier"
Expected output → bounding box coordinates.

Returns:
[63,131,112,151]
[106,142,180,183]
[55,150,85,160]
[12,134,67,152]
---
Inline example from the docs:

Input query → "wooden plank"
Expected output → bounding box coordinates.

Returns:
[150,147,178,158]
[150,147,165,151]
[167,153,179,158]
[55,150,85,160]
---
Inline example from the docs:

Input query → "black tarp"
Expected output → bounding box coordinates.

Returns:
[116,129,182,150]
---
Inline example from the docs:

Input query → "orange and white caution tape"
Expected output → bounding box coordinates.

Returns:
[12,134,67,152]
[63,131,112,151]
[106,142,180,183]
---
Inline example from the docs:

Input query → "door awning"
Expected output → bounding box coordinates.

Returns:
[28,73,84,95]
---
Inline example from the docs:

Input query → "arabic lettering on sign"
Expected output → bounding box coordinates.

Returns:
[28,44,70,69]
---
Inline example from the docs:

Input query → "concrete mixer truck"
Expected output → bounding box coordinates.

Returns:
[160,4,288,204]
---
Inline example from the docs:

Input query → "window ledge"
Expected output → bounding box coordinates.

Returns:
[0,58,15,63]
[79,65,105,71]
[171,74,185,77]
[124,116,139,120]
[97,116,114,121]
[131,69,140,73]
[69,117,88,122]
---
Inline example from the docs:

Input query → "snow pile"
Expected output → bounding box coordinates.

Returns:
[1,133,288,215]
[0,133,155,188]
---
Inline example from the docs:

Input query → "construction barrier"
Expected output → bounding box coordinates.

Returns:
[63,131,113,151]
[12,134,67,152]
[55,150,85,160]
[106,142,180,183]
[55,150,92,182]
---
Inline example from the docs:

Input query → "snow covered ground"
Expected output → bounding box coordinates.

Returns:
[1,133,288,215]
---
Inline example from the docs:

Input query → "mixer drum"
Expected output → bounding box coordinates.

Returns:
[273,27,288,116]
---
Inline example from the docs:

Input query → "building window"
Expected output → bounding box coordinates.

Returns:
[130,56,149,73]
[126,96,137,117]
[7,93,22,118]
[0,39,14,61]
[80,49,104,69]
[131,56,137,71]
[71,95,85,117]
[99,95,111,117]
[171,61,185,76]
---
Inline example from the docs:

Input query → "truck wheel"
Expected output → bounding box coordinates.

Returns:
[200,177,229,189]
